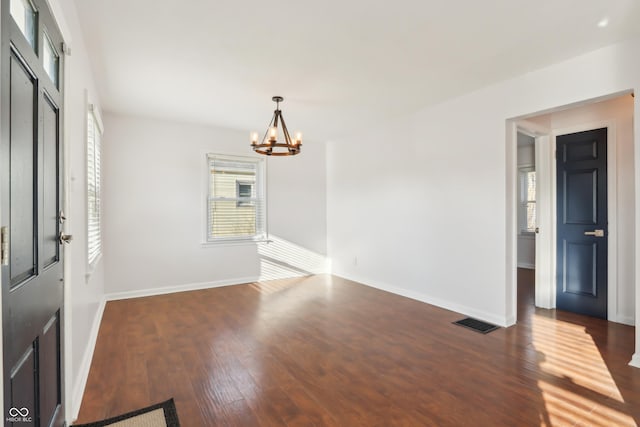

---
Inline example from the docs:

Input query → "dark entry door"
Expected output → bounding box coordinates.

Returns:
[556,128,607,319]
[1,0,65,425]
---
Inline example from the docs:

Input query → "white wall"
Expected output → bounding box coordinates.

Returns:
[102,114,327,297]
[517,134,535,269]
[326,36,640,366]
[531,95,635,325]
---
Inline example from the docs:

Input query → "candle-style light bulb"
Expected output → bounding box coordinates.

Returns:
[268,126,277,143]
[294,132,302,145]
[250,132,259,145]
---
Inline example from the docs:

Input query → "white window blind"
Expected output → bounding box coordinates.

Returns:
[87,106,102,265]
[207,154,266,241]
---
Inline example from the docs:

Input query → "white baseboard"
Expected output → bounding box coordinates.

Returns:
[335,272,511,328]
[69,298,106,423]
[630,353,640,369]
[105,276,260,301]
[517,262,535,269]
[613,315,635,326]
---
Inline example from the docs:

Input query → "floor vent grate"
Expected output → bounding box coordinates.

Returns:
[453,317,500,334]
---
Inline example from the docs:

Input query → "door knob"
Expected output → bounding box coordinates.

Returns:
[584,229,605,237]
[59,232,73,244]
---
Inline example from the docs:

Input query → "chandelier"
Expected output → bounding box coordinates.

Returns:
[250,96,302,156]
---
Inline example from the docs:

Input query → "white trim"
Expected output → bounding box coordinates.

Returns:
[200,239,270,248]
[68,299,106,423]
[550,121,618,322]
[60,22,72,425]
[335,273,512,328]
[534,134,554,309]
[617,316,635,327]
[105,276,260,301]
[630,353,640,369]
[506,123,519,323]
[87,103,104,134]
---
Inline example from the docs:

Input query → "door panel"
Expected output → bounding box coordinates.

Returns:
[2,0,66,425]
[40,313,61,427]
[10,345,37,426]
[556,128,607,319]
[564,169,597,224]
[9,53,37,287]
[563,240,597,296]
[42,95,60,268]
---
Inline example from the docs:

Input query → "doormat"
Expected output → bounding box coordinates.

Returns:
[73,398,180,427]
[453,317,500,334]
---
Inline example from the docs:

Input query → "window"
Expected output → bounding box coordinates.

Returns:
[236,181,255,207]
[519,167,536,233]
[42,31,59,87]
[207,154,265,242]
[87,105,103,265]
[10,0,36,48]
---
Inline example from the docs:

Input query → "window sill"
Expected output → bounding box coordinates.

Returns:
[201,238,271,248]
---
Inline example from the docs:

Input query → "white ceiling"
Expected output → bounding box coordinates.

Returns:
[74,0,640,141]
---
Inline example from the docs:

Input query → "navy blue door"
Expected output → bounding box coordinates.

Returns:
[556,128,607,319]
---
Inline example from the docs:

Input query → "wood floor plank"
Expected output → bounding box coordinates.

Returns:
[75,273,640,426]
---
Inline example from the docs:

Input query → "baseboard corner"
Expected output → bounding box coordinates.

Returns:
[630,353,640,369]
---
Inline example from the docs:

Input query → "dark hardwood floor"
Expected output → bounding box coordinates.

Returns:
[76,272,640,426]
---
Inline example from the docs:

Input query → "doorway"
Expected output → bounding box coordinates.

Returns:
[509,92,635,325]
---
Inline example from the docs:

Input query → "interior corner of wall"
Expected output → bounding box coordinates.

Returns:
[630,353,640,369]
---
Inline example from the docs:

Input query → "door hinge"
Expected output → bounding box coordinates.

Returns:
[1,226,9,266]
[61,42,71,56]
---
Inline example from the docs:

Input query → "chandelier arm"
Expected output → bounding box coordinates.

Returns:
[279,113,293,146]
[274,110,280,129]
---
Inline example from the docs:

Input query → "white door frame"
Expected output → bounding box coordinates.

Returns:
[516,121,554,310]
[508,118,623,324]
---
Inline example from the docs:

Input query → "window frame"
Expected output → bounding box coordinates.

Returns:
[204,153,267,245]
[518,165,536,235]
[86,101,104,270]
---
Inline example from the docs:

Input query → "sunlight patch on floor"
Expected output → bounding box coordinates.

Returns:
[249,278,301,295]
[532,314,636,427]
[257,236,327,282]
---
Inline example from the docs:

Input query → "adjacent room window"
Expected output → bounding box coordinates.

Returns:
[207,154,266,242]
[87,105,103,265]
[519,166,536,234]
[236,180,255,207]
